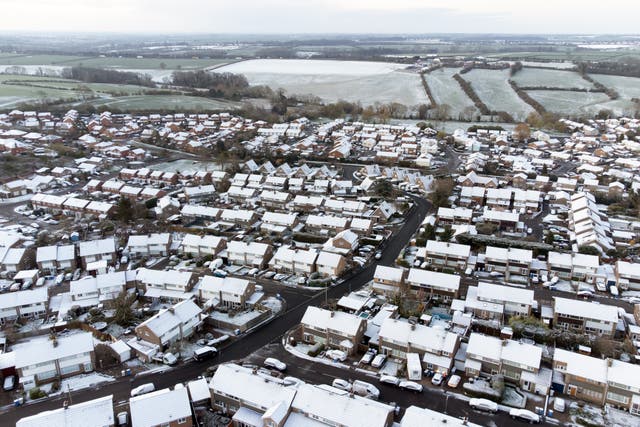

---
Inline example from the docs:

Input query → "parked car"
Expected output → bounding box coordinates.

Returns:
[3,375,15,391]
[469,398,498,413]
[131,383,155,397]
[371,354,387,369]
[379,375,400,386]
[193,346,217,362]
[553,397,566,413]
[509,408,540,424]
[431,372,444,386]
[360,349,376,365]
[447,375,461,388]
[332,378,351,392]
[116,411,128,427]
[352,380,380,399]
[398,380,423,393]
[374,251,382,260]
[264,357,287,371]
[325,349,347,362]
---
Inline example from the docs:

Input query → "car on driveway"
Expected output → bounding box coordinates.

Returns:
[509,408,540,424]
[325,349,347,362]
[398,380,423,393]
[469,398,498,413]
[371,354,387,369]
[431,372,444,385]
[360,349,376,365]
[447,375,461,388]
[264,357,287,371]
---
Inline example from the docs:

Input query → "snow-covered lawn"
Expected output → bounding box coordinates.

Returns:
[61,372,115,392]
[569,402,640,427]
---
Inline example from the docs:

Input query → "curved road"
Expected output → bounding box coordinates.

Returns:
[3,195,432,424]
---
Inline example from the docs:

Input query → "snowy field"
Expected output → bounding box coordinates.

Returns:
[528,90,611,115]
[217,59,427,106]
[464,69,534,120]
[520,61,577,70]
[513,68,594,89]
[424,67,476,117]
[592,74,640,99]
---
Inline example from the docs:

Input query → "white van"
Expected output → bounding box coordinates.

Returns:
[131,383,155,397]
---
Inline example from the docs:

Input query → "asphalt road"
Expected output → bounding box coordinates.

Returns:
[2,195,432,425]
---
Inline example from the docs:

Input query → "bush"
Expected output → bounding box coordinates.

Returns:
[29,387,47,400]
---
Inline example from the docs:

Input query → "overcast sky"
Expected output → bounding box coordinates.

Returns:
[2,0,639,34]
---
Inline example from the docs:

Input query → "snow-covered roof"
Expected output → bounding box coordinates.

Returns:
[477,282,534,306]
[553,297,618,323]
[406,268,460,291]
[130,387,191,427]
[379,318,458,354]
[137,299,201,338]
[301,306,364,337]
[16,395,114,427]
[374,265,404,282]
[425,240,470,258]
[78,238,115,257]
[13,332,94,369]
[554,348,607,384]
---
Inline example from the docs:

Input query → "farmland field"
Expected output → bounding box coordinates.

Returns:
[424,67,476,118]
[85,95,241,111]
[464,69,534,120]
[0,54,231,70]
[217,59,427,107]
[527,90,610,115]
[591,74,640,100]
[513,68,594,89]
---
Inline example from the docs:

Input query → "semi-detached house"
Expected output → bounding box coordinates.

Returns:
[126,233,171,258]
[463,282,534,322]
[135,299,202,349]
[419,240,470,272]
[553,297,618,337]
[226,241,272,269]
[405,268,460,301]
[378,318,459,375]
[0,287,48,324]
[300,306,366,355]
[270,247,318,275]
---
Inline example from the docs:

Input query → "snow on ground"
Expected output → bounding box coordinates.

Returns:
[60,372,115,392]
[501,385,526,408]
[217,59,426,107]
[262,297,284,314]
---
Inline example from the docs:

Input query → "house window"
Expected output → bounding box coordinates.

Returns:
[178,418,187,424]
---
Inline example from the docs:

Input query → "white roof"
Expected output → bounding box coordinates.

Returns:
[608,359,640,391]
[425,240,470,258]
[16,395,114,427]
[477,282,534,306]
[554,348,607,383]
[292,383,393,427]
[400,406,482,427]
[227,240,270,256]
[301,306,364,337]
[79,238,115,257]
[316,251,344,269]
[467,333,502,362]
[137,300,201,338]
[0,287,48,311]
[13,332,94,369]
[553,297,618,323]
[130,387,191,427]
[406,268,460,291]
[501,339,542,369]
[210,363,296,410]
[617,261,640,278]
[136,268,192,287]
[273,247,318,265]
[374,265,404,282]
[187,377,210,402]
[199,276,251,295]
[127,233,170,248]
[379,318,458,354]
[485,246,532,264]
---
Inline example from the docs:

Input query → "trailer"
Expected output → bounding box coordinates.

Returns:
[407,352,422,381]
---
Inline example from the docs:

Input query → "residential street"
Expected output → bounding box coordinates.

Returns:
[2,195,433,425]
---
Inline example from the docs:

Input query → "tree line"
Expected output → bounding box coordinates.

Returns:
[61,67,155,87]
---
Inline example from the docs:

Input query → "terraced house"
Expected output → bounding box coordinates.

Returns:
[405,268,460,301]
[300,306,366,355]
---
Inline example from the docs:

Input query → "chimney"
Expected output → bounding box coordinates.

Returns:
[330,311,335,318]
[63,400,69,409]
[168,307,175,314]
